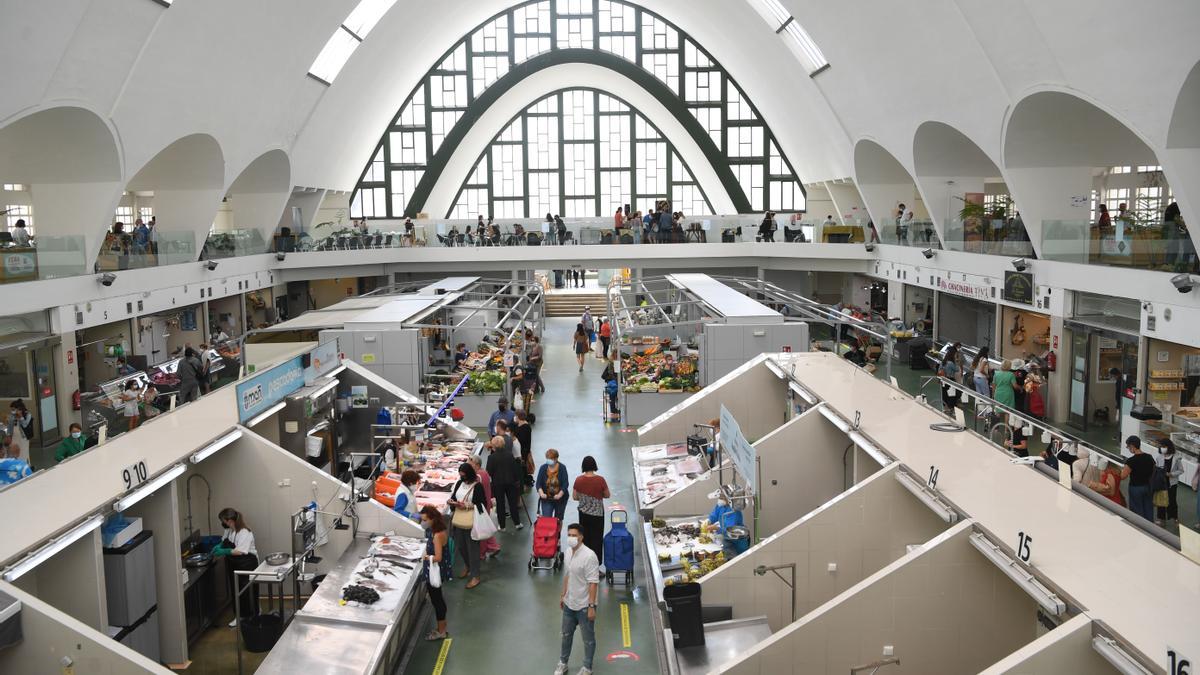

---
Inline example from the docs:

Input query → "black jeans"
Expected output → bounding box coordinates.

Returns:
[579,512,604,566]
[227,553,260,618]
[495,482,522,528]
[427,582,446,621]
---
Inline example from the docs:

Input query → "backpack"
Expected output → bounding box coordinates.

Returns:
[605,379,619,397]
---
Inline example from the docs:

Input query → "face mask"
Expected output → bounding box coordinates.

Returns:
[421,520,431,530]
[71,431,81,439]
[567,535,579,549]
[548,459,557,466]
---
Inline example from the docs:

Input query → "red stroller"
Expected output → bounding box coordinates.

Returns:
[528,499,564,572]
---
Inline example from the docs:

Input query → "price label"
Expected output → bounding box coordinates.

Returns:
[122,460,149,490]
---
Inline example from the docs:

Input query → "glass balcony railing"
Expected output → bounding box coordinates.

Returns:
[1042,220,1198,272]
[875,219,941,249]
[95,231,197,271]
[942,219,1035,257]
[201,229,267,259]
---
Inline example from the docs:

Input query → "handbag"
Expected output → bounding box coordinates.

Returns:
[471,509,498,541]
[1153,490,1170,508]
[428,558,442,588]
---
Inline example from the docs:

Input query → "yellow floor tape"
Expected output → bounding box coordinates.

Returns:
[432,637,452,675]
[620,603,632,648]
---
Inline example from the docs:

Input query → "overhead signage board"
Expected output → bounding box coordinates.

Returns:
[304,339,340,385]
[719,404,757,493]
[1003,271,1034,305]
[935,276,992,302]
[236,356,305,422]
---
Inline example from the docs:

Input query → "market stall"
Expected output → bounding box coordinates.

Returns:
[608,274,808,426]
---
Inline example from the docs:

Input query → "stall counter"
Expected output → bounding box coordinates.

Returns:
[256,535,426,675]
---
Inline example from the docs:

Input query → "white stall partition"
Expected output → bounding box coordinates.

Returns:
[978,614,1126,675]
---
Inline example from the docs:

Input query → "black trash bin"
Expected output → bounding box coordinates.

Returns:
[240,613,283,653]
[663,582,705,648]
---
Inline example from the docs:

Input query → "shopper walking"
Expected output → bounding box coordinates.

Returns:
[572,456,610,565]
[971,347,992,400]
[992,360,1017,410]
[178,347,204,403]
[537,449,570,520]
[487,437,524,531]
[468,455,501,560]
[529,336,545,394]
[554,523,599,675]
[598,319,611,361]
[573,324,589,372]
[448,462,486,589]
[513,410,534,483]
[119,380,141,432]
[1155,439,1183,525]
[937,343,961,414]
[1010,359,1028,413]
[487,397,515,438]
[581,306,595,344]
[419,505,451,641]
[1120,435,1155,522]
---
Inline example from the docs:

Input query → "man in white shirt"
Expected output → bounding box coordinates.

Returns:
[822,214,837,228]
[556,523,599,675]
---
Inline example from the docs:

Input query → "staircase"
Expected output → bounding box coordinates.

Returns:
[545,292,609,317]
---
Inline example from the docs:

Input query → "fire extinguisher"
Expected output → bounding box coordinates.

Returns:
[72,389,81,411]
[1045,351,1057,372]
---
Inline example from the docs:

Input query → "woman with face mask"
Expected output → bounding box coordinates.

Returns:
[572,456,610,564]
[448,462,486,589]
[119,380,141,432]
[419,505,451,641]
[536,449,570,520]
[56,423,90,462]
[214,507,258,627]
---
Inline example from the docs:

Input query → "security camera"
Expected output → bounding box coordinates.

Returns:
[921,248,935,260]
[864,242,876,252]
[276,252,286,261]
[1170,273,1194,294]
[204,260,218,271]
[97,272,116,287]
[1011,257,1028,272]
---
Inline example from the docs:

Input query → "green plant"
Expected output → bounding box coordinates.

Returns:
[955,197,986,222]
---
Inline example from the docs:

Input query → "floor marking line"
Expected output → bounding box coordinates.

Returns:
[432,637,452,675]
[620,602,632,648]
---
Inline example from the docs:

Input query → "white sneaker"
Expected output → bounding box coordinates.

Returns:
[577,669,592,675]
[516,523,525,530]
[228,618,238,628]
[553,663,568,675]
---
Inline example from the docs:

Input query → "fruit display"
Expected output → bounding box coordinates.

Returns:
[621,351,700,394]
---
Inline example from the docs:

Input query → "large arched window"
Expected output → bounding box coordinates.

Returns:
[350,0,806,219]
[449,88,714,219]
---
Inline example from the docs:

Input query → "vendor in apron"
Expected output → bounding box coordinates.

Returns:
[215,507,259,627]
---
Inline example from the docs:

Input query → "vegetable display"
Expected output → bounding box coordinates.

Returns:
[621,351,700,394]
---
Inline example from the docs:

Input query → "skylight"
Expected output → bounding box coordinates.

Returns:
[748,0,829,76]
[308,0,399,84]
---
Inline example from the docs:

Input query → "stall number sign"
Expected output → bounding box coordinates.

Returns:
[122,460,149,490]
[719,404,757,493]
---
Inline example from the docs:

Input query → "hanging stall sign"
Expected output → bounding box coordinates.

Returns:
[1003,271,1034,305]
[304,339,340,385]
[235,355,305,422]
[935,276,992,302]
[719,404,757,493]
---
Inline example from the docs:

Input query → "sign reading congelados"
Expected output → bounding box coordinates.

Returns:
[935,276,992,302]
[236,356,306,422]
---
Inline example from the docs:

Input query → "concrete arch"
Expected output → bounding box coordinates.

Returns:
[222,149,292,252]
[1002,89,1165,261]
[912,121,1031,255]
[1165,60,1200,237]
[121,133,226,265]
[0,105,124,277]
[852,138,930,245]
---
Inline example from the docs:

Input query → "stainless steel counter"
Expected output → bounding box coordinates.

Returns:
[672,616,772,674]
[255,536,425,675]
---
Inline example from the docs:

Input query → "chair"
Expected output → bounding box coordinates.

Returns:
[383,233,394,248]
[335,236,347,250]
[560,231,575,245]
[373,234,383,248]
